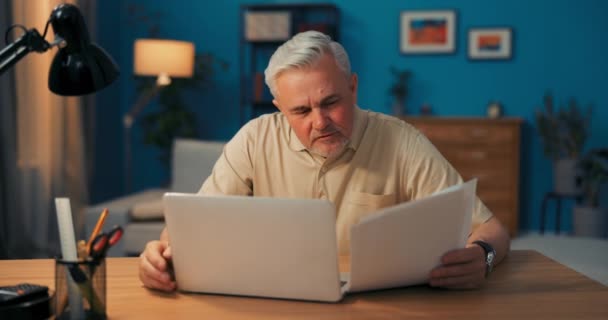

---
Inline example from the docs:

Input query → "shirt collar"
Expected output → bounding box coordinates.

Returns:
[347,105,368,152]
[287,123,307,152]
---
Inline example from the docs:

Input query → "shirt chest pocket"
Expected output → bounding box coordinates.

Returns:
[342,192,396,219]
[335,192,396,254]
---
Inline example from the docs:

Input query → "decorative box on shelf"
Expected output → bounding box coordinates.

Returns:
[245,11,292,42]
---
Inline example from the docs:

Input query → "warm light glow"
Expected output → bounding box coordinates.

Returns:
[156,72,171,86]
[133,39,195,78]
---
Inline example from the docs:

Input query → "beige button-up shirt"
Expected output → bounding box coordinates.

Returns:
[200,106,493,254]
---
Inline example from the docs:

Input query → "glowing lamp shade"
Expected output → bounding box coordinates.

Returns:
[133,39,195,79]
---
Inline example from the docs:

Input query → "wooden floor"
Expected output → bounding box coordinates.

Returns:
[512,233,608,285]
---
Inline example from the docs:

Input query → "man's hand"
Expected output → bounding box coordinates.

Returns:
[139,240,177,292]
[429,244,487,289]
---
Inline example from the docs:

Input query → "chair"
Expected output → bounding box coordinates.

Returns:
[84,139,225,256]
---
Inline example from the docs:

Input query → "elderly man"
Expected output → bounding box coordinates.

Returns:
[139,31,510,292]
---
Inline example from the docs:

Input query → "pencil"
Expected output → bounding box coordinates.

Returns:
[87,208,108,255]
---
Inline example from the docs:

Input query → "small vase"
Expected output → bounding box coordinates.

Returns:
[573,206,607,238]
[553,158,581,195]
[392,100,405,117]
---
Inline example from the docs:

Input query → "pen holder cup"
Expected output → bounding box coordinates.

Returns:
[54,258,107,320]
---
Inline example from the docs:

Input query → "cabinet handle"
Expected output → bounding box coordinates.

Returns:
[470,151,487,160]
[470,128,489,138]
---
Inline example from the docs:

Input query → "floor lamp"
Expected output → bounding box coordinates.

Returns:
[123,39,195,193]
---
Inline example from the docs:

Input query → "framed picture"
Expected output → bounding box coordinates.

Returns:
[468,28,513,60]
[245,11,291,42]
[400,10,456,54]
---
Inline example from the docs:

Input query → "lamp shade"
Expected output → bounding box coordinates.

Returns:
[48,4,119,96]
[133,39,195,78]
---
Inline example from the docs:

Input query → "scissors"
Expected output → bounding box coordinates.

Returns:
[90,225,124,261]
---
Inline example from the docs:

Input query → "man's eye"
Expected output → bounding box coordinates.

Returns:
[293,108,309,115]
[323,99,339,107]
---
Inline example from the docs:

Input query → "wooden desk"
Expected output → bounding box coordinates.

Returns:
[1,250,607,319]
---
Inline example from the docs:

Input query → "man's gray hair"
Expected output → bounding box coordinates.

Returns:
[264,31,351,97]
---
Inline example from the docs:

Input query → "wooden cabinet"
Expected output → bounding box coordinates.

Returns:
[403,117,523,235]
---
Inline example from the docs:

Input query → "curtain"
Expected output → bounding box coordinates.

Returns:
[0,0,18,259]
[0,0,92,258]
[77,0,99,191]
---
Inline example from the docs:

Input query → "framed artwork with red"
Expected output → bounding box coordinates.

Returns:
[468,28,513,60]
[400,10,456,54]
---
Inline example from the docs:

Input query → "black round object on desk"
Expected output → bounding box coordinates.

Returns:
[0,293,52,320]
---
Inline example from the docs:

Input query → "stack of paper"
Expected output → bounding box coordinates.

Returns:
[344,179,477,293]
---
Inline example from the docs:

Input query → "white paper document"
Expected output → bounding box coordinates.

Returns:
[344,179,477,293]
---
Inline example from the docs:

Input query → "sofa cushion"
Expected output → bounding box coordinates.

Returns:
[129,198,164,221]
[171,139,225,193]
[123,222,166,255]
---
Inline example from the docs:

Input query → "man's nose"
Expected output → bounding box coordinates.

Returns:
[312,108,330,130]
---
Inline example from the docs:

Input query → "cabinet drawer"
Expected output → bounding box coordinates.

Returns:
[490,207,514,231]
[452,165,515,190]
[477,190,513,210]
[413,123,516,145]
[403,117,522,236]
[459,168,513,189]
[439,146,512,167]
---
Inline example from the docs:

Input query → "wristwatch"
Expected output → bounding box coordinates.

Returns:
[473,240,496,278]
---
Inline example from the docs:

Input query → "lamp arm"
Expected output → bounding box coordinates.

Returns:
[123,84,163,128]
[0,28,51,75]
[122,82,164,192]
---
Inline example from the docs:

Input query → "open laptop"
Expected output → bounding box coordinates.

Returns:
[163,194,346,302]
[163,181,475,302]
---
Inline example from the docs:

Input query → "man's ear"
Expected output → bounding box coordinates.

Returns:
[272,99,281,111]
[350,73,358,93]
[350,73,358,103]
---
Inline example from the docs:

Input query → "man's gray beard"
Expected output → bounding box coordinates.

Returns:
[310,137,350,159]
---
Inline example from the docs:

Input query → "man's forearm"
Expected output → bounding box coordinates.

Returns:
[468,217,510,266]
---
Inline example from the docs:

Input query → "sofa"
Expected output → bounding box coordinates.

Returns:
[84,139,225,256]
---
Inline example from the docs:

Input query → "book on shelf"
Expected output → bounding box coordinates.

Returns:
[297,23,332,35]
[253,72,264,102]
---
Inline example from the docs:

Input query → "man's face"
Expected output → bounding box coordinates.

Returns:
[272,53,358,158]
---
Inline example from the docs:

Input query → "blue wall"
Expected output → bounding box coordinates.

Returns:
[92,0,608,233]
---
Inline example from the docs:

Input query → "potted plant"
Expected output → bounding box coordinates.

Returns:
[388,67,412,116]
[126,3,229,169]
[573,149,608,237]
[535,92,592,195]
[138,53,228,167]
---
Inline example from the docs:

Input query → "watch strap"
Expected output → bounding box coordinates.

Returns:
[472,240,496,277]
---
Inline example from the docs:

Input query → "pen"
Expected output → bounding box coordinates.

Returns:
[87,208,108,255]
[77,240,87,260]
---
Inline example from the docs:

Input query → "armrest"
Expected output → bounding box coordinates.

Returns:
[86,188,167,217]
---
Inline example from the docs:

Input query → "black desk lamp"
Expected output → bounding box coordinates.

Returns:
[0,3,119,96]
